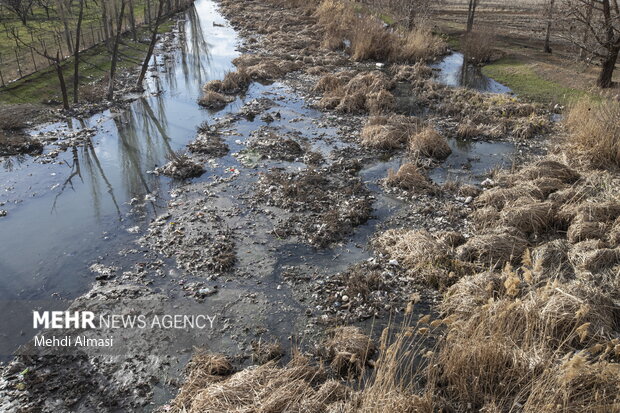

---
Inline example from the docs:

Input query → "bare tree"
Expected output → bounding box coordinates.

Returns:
[2,0,35,25]
[73,0,84,103]
[107,0,126,100]
[561,0,620,87]
[136,0,164,88]
[544,0,556,53]
[387,0,435,29]
[9,27,70,108]
[466,0,480,32]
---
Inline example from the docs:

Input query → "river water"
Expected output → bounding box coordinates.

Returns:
[0,0,239,356]
[0,0,517,358]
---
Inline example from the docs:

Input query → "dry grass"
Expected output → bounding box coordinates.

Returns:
[366,89,396,114]
[461,29,495,65]
[203,69,251,95]
[317,71,394,114]
[456,229,528,267]
[360,115,418,149]
[500,200,556,234]
[198,90,234,109]
[350,15,394,61]
[565,97,620,169]
[435,263,620,411]
[398,27,448,62]
[314,0,445,63]
[409,127,452,160]
[374,228,471,288]
[322,326,376,377]
[385,163,434,192]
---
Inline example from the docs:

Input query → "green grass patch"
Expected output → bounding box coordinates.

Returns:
[481,57,587,105]
[0,21,174,105]
[378,13,395,25]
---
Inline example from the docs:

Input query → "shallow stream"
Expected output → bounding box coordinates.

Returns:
[0,0,519,359]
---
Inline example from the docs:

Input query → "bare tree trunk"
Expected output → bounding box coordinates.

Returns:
[146,0,152,26]
[597,44,619,88]
[128,0,137,41]
[55,51,70,109]
[466,0,479,33]
[543,0,555,53]
[101,0,110,42]
[579,0,594,60]
[56,0,74,54]
[107,0,126,101]
[73,0,85,103]
[137,0,164,89]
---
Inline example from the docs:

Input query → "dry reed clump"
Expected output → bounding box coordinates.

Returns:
[313,74,343,93]
[513,114,552,140]
[231,54,301,82]
[366,89,396,114]
[318,71,394,114]
[385,163,434,192]
[170,353,234,411]
[398,27,447,62]
[156,152,205,179]
[203,69,251,95]
[432,263,620,411]
[456,229,528,267]
[408,127,452,160]
[170,354,329,413]
[531,239,575,281]
[198,90,234,109]
[374,228,470,287]
[455,121,481,139]
[314,0,445,63]
[564,97,620,169]
[390,62,433,82]
[518,160,581,184]
[474,183,543,210]
[523,353,620,412]
[569,244,620,273]
[567,217,608,243]
[322,326,376,377]
[500,200,556,235]
[360,115,418,150]
[350,15,394,61]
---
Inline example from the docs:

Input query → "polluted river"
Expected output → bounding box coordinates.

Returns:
[0,0,547,410]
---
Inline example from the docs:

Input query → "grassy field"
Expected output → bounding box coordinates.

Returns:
[434,0,618,104]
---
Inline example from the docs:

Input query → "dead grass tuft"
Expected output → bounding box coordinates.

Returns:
[409,127,452,160]
[203,70,251,95]
[456,229,528,267]
[565,97,620,169]
[198,91,234,109]
[385,163,434,192]
[500,200,556,234]
[360,115,418,150]
[322,326,376,377]
[398,27,448,62]
[366,89,396,114]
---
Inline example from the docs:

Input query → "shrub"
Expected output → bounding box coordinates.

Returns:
[461,29,495,65]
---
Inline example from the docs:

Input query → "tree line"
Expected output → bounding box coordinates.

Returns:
[0,0,193,107]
